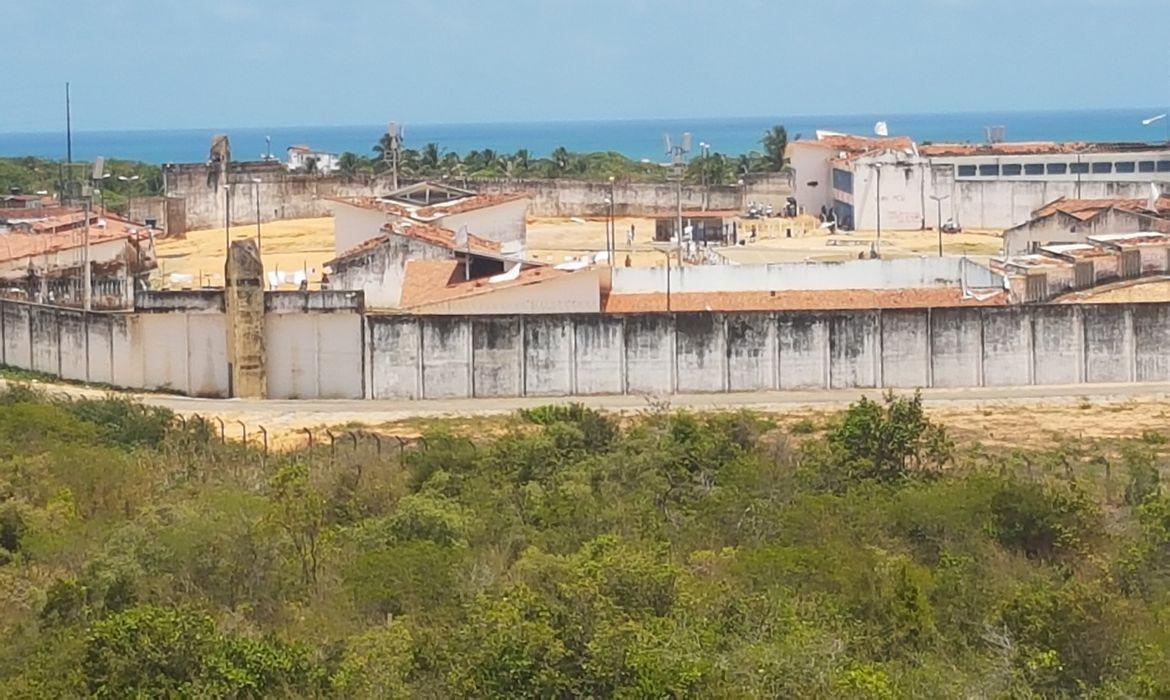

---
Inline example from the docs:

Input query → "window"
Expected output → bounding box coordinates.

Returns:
[832,168,853,193]
[1115,161,1136,173]
[1091,162,1112,174]
[1158,161,1170,172]
[1139,161,1157,173]
[979,164,1000,176]
[1047,163,1068,174]
[1024,163,1045,175]
[957,165,977,177]
[1069,162,1089,174]
[1002,163,1022,176]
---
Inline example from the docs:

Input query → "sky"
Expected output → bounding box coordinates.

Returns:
[3,0,1170,133]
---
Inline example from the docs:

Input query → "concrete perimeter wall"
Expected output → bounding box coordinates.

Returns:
[164,162,775,229]
[365,303,1167,399]
[4,298,1168,401]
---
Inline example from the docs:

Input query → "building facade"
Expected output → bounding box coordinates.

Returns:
[789,133,1170,231]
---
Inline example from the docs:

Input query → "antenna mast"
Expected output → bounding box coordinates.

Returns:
[65,82,73,165]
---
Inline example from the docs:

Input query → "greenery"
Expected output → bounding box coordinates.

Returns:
[333,124,793,184]
[3,387,1165,696]
[0,157,161,215]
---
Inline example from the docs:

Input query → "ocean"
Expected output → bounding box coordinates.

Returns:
[0,109,1166,165]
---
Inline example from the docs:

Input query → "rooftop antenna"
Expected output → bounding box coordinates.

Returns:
[386,122,404,190]
[984,125,1006,144]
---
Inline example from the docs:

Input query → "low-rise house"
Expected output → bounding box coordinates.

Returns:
[287,145,340,173]
[329,180,529,255]
[1003,196,1170,255]
[327,219,538,308]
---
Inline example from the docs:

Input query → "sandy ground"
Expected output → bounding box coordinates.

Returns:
[526,215,1004,266]
[157,215,1004,287]
[153,218,335,289]
[1057,277,1170,303]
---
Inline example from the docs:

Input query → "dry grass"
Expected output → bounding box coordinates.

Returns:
[527,215,1004,267]
[154,217,335,288]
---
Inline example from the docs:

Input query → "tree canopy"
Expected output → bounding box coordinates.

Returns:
[1,387,1166,697]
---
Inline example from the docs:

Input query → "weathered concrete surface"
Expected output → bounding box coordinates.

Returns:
[224,240,266,398]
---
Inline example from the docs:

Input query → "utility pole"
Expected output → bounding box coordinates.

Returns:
[874,164,882,257]
[65,82,72,165]
[252,177,263,255]
[82,198,91,311]
[608,176,616,265]
[224,184,232,254]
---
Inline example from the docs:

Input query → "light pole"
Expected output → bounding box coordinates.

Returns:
[653,246,675,312]
[224,183,232,256]
[251,177,263,255]
[607,176,615,265]
[874,164,881,257]
[699,142,711,188]
[118,174,140,221]
[929,193,951,257]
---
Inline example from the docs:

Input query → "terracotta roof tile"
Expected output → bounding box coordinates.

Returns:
[794,134,915,157]
[328,220,503,266]
[413,193,528,219]
[399,259,575,309]
[602,287,1008,313]
[0,214,147,264]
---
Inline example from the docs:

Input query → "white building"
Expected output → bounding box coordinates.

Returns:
[287,145,340,173]
[328,180,530,255]
[788,132,1170,231]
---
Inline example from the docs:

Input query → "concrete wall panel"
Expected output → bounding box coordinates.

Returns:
[421,317,471,398]
[472,317,521,398]
[624,315,673,394]
[368,317,420,399]
[87,315,114,385]
[829,312,878,389]
[186,314,228,398]
[524,317,572,396]
[929,308,982,388]
[1133,304,1170,382]
[1032,306,1082,385]
[880,310,929,388]
[2,303,32,370]
[29,306,60,376]
[110,315,144,389]
[778,314,829,389]
[140,314,190,393]
[1082,305,1131,384]
[981,308,1032,386]
[726,313,775,391]
[57,310,88,382]
[675,313,726,393]
[265,314,318,399]
[317,314,363,398]
[573,316,624,395]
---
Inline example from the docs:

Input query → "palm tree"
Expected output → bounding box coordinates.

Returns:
[550,146,571,175]
[421,143,441,173]
[761,125,789,172]
[337,152,363,178]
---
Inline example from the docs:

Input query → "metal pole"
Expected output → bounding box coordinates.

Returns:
[937,198,943,257]
[65,82,72,166]
[875,165,882,257]
[676,177,683,266]
[224,185,231,255]
[82,199,91,311]
[608,177,615,264]
[665,250,672,312]
[253,180,262,254]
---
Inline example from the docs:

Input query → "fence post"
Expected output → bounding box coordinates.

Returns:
[258,425,269,456]
[302,427,314,450]
[214,417,225,444]
[236,420,247,444]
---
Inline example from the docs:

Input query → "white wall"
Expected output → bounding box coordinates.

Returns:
[331,201,401,255]
[265,312,363,398]
[440,199,529,246]
[411,270,601,315]
[611,258,1001,294]
[788,144,833,216]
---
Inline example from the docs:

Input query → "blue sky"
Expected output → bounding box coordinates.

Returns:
[3,0,1169,132]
